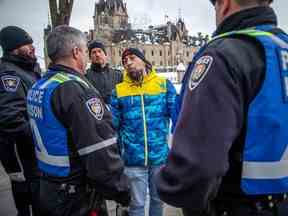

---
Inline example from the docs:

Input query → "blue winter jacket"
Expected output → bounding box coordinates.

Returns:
[111,69,176,166]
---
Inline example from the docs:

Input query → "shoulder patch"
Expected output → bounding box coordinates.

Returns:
[1,75,20,92]
[86,97,104,120]
[189,55,213,91]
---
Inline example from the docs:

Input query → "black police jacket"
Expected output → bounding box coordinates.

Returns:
[86,64,123,104]
[156,6,278,214]
[0,54,41,180]
[43,64,130,206]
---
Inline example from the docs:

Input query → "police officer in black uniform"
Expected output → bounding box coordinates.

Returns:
[156,0,288,216]
[86,41,122,105]
[0,26,41,216]
[27,25,130,216]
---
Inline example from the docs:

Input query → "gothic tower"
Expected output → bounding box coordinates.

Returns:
[93,0,129,44]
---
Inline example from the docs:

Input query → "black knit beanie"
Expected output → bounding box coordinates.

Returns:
[122,48,151,67]
[0,26,33,52]
[88,41,106,56]
[209,0,273,5]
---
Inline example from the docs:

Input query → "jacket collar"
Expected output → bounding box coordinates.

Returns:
[214,6,277,36]
[48,64,85,80]
[1,53,38,72]
[90,63,109,73]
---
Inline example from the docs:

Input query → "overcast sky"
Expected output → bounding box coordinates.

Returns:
[0,0,286,67]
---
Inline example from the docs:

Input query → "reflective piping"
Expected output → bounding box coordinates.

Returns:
[40,72,90,90]
[281,145,288,160]
[13,142,26,182]
[242,159,288,179]
[39,79,55,89]
[141,94,148,166]
[67,74,90,87]
[39,73,69,89]
[78,137,117,156]
[213,29,288,49]
[36,150,70,167]
[30,119,70,167]
[30,119,48,154]
[8,172,26,182]
[211,29,272,42]
[54,73,70,81]
[269,34,288,49]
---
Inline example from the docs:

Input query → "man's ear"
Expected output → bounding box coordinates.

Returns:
[72,47,79,60]
[219,0,231,18]
[11,48,19,56]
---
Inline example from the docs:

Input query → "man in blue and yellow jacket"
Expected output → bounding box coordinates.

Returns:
[111,48,176,216]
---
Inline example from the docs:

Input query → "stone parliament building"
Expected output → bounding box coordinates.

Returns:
[87,0,209,83]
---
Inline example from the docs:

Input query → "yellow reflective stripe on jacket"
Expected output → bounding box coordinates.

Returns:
[50,73,70,83]
[43,72,90,88]
[211,29,273,42]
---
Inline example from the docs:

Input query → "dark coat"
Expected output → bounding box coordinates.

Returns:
[86,64,122,104]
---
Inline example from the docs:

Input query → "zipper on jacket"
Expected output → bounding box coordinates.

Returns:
[141,94,148,166]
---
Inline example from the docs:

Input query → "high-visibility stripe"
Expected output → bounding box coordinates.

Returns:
[39,72,90,89]
[212,29,273,42]
[269,34,288,49]
[36,150,70,167]
[78,137,117,156]
[67,74,90,87]
[30,119,70,167]
[13,142,26,182]
[141,94,148,166]
[38,74,66,89]
[212,29,288,49]
[39,79,55,89]
[242,116,288,179]
[242,159,288,179]
[30,119,48,154]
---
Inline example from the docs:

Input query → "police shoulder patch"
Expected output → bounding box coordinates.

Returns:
[86,97,104,120]
[1,75,20,92]
[189,55,213,91]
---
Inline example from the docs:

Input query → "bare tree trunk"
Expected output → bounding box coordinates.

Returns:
[49,0,74,28]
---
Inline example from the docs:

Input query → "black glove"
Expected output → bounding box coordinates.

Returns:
[115,190,131,207]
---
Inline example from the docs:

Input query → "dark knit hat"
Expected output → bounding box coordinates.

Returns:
[0,26,33,52]
[88,41,106,56]
[209,0,272,5]
[122,48,151,66]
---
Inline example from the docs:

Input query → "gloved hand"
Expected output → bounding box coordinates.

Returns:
[115,190,131,207]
